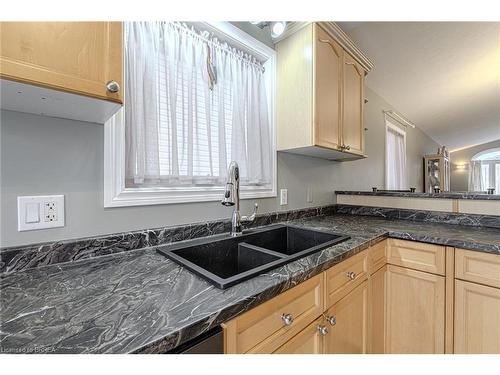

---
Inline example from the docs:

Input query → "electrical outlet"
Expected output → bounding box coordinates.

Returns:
[44,201,58,222]
[280,189,288,206]
[18,195,65,231]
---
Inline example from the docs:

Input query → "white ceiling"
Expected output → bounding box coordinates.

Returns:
[337,22,500,151]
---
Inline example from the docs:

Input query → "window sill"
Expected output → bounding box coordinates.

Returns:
[104,186,276,208]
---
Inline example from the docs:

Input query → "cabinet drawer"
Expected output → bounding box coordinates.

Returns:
[455,248,500,288]
[223,273,324,354]
[386,239,445,275]
[325,250,368,308]
[368,240,386,274]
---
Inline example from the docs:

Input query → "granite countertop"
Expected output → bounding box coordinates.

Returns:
[1,214,499,354]
[335,190,500,200]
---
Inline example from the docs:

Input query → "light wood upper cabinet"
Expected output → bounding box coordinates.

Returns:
[385,265,445,353]
[324,281,368,353]
[454,280,500,354]
[342,53,364,155]
[0,22,123,103]
[314,25,342,150]
[276,23,369,161]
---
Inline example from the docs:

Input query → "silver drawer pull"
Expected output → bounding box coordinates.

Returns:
[346,271,357,280]
[281,313,294,326]
[325,315,336,326]
[317,325,329,336]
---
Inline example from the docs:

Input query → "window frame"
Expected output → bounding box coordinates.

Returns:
[384,118,407,190]
[471,147,500,191]
[104,22,277,208]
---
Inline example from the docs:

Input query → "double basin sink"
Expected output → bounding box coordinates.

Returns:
[157,224,349,289]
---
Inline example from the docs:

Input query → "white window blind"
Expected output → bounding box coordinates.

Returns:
[124,22,272,188]
[385,118,407,190]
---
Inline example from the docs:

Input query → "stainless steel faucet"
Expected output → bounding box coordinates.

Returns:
[221,161,258,237]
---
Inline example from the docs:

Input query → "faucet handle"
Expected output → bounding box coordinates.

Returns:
[241,203,259,224]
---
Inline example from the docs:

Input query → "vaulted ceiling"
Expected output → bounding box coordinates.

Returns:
[337,22,500,151]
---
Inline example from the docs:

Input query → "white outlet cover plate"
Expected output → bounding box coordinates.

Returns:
[280,189,288,206]
[17,195,65,231]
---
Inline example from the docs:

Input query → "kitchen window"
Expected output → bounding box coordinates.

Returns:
[469,147,500,192]
[104,22,276,207]
[385,117,407,190]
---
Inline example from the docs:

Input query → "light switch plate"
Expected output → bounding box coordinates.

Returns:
[18,195,65,231]
[280,189,288,206]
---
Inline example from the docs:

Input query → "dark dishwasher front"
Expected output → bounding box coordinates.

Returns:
[167,327,223,354]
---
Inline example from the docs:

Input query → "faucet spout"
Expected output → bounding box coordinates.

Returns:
[221,161,258,237]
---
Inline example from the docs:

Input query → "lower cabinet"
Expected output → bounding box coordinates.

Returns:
[384,265,445,353]
[222,274,324,354]
[222,240,499,354]
[273,317,325,354]
[222,249,370,354]
[324,281,368,353]
[454,280,500,353]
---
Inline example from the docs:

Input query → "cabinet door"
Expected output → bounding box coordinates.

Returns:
[273,317,325,354]
[368,266,386,353]
[313,24,342,150]
[455,280,500,354]
[324,281,368,353]
[385,265,445,353]
[0,22,122,103]
[342,52,364,155]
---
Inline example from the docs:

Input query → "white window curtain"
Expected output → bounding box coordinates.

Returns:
[385,119,407,190]
[469,160,500,192]
[124,22,272,187]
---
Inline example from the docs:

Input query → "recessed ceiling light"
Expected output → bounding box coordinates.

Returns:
[270,21,287,38]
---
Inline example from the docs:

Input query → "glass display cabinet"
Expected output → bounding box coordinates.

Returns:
[424,153,450,193]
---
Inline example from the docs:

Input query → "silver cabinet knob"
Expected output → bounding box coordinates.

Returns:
[317,325,329,336]
[325,315,336,326]
[281,313,294,326]
[106,80,120,93]
[346,271,356,280]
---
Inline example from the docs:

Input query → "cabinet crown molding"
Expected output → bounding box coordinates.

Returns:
[275,22,374,74]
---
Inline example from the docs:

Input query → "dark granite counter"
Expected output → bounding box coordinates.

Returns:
[1,214,499,354]
[336,190,500,200]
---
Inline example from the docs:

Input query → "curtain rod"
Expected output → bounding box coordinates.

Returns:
[383,110,416,128]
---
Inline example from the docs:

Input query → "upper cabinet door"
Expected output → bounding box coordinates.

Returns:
[0,22,123,103]
[342,52,365,155]
[313,24,342,150]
